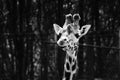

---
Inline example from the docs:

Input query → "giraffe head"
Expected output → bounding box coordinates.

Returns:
[53,14,91,50]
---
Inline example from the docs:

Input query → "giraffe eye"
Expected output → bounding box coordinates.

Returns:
[59,33,62,36]
[64,38,67,42]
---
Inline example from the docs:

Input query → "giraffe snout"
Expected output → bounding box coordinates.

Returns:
[59,40,64,46]
[57,38,67,47]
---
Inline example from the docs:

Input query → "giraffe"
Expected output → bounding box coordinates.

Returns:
[53,13,91,80]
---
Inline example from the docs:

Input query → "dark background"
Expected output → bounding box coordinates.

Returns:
[0,0,120,80]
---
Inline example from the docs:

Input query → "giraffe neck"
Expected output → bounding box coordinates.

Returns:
[62,46,78,80]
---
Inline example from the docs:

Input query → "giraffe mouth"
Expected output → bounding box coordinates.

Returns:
[61,46,65,48]
[61,46,67,51]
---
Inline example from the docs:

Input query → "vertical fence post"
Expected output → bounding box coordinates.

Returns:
[118,28,120,69]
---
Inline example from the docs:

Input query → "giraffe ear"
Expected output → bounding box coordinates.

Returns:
[53,24,62,35]
[80,24,91,36]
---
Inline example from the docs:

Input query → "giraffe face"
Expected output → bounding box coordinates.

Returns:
[55,24,79,47]
[53,14,91,48]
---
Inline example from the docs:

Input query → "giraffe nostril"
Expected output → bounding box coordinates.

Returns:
[59,41,64,45]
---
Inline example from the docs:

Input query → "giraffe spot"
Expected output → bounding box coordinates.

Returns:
[74,44,78,50]
[69,56,72,64]
[75,33,79,38]
[67,25,73,34]
[66,62,70,70]
[64,71,71,80]
[74,52,77,57]
[72,61,76,71]
[72,58,75,63]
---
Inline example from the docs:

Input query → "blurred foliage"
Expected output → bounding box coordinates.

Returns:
[0,0,120,80]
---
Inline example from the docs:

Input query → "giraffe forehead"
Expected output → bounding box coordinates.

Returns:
[61,24,73,35]
[58,23,79,43]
